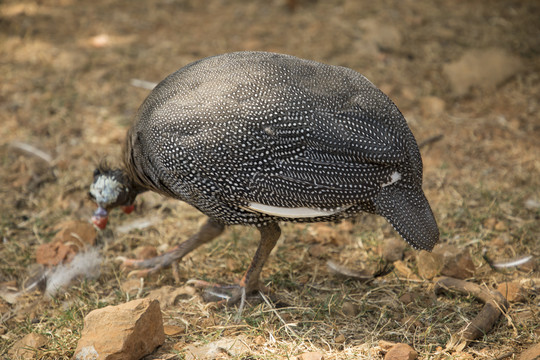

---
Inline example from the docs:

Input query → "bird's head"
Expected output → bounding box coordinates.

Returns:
[89,163,137,230]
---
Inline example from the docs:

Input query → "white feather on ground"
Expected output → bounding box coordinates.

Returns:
[45,248,101,298]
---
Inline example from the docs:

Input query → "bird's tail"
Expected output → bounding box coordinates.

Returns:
[375,186,439,251]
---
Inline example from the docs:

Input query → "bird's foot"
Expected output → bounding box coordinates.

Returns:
[186,279,269,317]
[116,249,181,278]
[186,279,250,304]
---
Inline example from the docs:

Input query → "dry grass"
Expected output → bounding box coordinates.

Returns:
[1,0,539,359]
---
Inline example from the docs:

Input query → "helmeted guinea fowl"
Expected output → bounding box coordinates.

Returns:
[89,51,439,304]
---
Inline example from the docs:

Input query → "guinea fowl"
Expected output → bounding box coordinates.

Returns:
[89,51,439,305]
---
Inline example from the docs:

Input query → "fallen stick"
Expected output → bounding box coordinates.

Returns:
[434,277,509,351]
[130,78,158,90]
[418,134,443,149]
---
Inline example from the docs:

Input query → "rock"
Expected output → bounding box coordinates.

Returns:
[297,352,324,360]
[134,245,158,260]
[36,221,96,266]
[419,96,446,118]
[497,281,526,303]
[35,240,75,266]
[443,48,523,97]
[359,19,402,52]
[163,324,185,336]
[418,245,476,280]
[308,244,327,258]
[483,217,498,230]
[335,333,346,343]
[183,336,250,360]
[400,315,423,329]
[308,223,349,246]
[399,292,416,305]
[393,260,419,280]
[436,245,476,279]
[494,221,508,232]
[384,343,418,360]
[379,340,397,351]
[341,301,359,317]
[73,298,164,360]
[519,343,540,360]
[53,220,97,246]
[146,285,196,309]
[8,333,47,359]
[382,237,406,262]
[417,250,443,279]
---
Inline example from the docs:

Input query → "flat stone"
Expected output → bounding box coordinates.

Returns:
[384,343,418,360]
[335,334,346,343]
[341,301,359,317]
[393,260,419,280]
[163,324,185,336]
[359,19,402,52]
[36,220,96,266]
[519,343,540,360]
[146,285,196,309]
[297,352,324,360]
[436,245,476,279]
[497,281,526,303]
[73,298,164,360]
[443,48,523,97]
[134,245,158,260]
[417,250,443,279]
[379,340,397,351]
[441,250,475,279]
[183,336,250,360]
[419,96,446,118]
[382,237,406,262]
[420,244,476,280]
[8,333,47,360]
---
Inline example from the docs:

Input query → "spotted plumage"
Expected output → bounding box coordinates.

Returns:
[90,51,438,303]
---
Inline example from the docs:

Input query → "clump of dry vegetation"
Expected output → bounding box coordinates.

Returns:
[1,0,539,359]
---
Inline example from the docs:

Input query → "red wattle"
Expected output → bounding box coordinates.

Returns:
[122,204,135,214]
[92,215,108,230]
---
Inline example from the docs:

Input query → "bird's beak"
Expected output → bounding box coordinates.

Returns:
[92,207,109,230]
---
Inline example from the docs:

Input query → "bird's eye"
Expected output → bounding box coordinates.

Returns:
[93,168,101,177]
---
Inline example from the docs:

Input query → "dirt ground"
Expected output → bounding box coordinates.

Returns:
[1,0,539,359]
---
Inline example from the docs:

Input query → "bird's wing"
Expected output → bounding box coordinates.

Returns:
[243,110,407,211]
[304,110,407,164]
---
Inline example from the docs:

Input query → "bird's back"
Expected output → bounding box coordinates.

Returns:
[124,51,438,250]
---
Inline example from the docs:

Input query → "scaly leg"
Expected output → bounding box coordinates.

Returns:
[120,218,225,277]
[191,222,282,307]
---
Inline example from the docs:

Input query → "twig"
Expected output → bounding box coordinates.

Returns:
[418,134,443,149]
[235,287,246,322]
[9,141,53,164]
[434,277,509,351]
[259,291,299,339]
[130,78,158,90]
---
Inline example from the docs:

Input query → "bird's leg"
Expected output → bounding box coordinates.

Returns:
[191,222,281,307]
[237,223,281,298]
[120,218,225,277]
